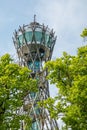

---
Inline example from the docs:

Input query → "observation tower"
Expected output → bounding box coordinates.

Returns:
[13,16,59,130]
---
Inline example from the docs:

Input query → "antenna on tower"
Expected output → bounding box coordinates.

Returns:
[34,14,36,23]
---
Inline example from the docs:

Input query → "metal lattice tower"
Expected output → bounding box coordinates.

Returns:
[13,16,59,130]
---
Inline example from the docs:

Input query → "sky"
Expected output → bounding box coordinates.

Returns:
[0,0,87,96]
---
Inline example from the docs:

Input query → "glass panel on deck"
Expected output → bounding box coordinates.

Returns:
[35,31,42,42]
[45,34,49,45]
[25,31,33,42]
[18,35,23,47]
[47,35,52,48]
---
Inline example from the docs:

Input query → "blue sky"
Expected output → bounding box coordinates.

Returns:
[0,0,87,97]
[0,0,87,57]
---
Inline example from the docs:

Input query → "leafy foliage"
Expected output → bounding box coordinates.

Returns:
[80,28,87,37]
[44,46,87,130]
[0,54,37,129]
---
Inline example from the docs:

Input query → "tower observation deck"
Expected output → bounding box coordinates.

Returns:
[13,16,59,130]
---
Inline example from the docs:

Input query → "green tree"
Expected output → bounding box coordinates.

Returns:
[44,45,87,130]
[0,54,37,129]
